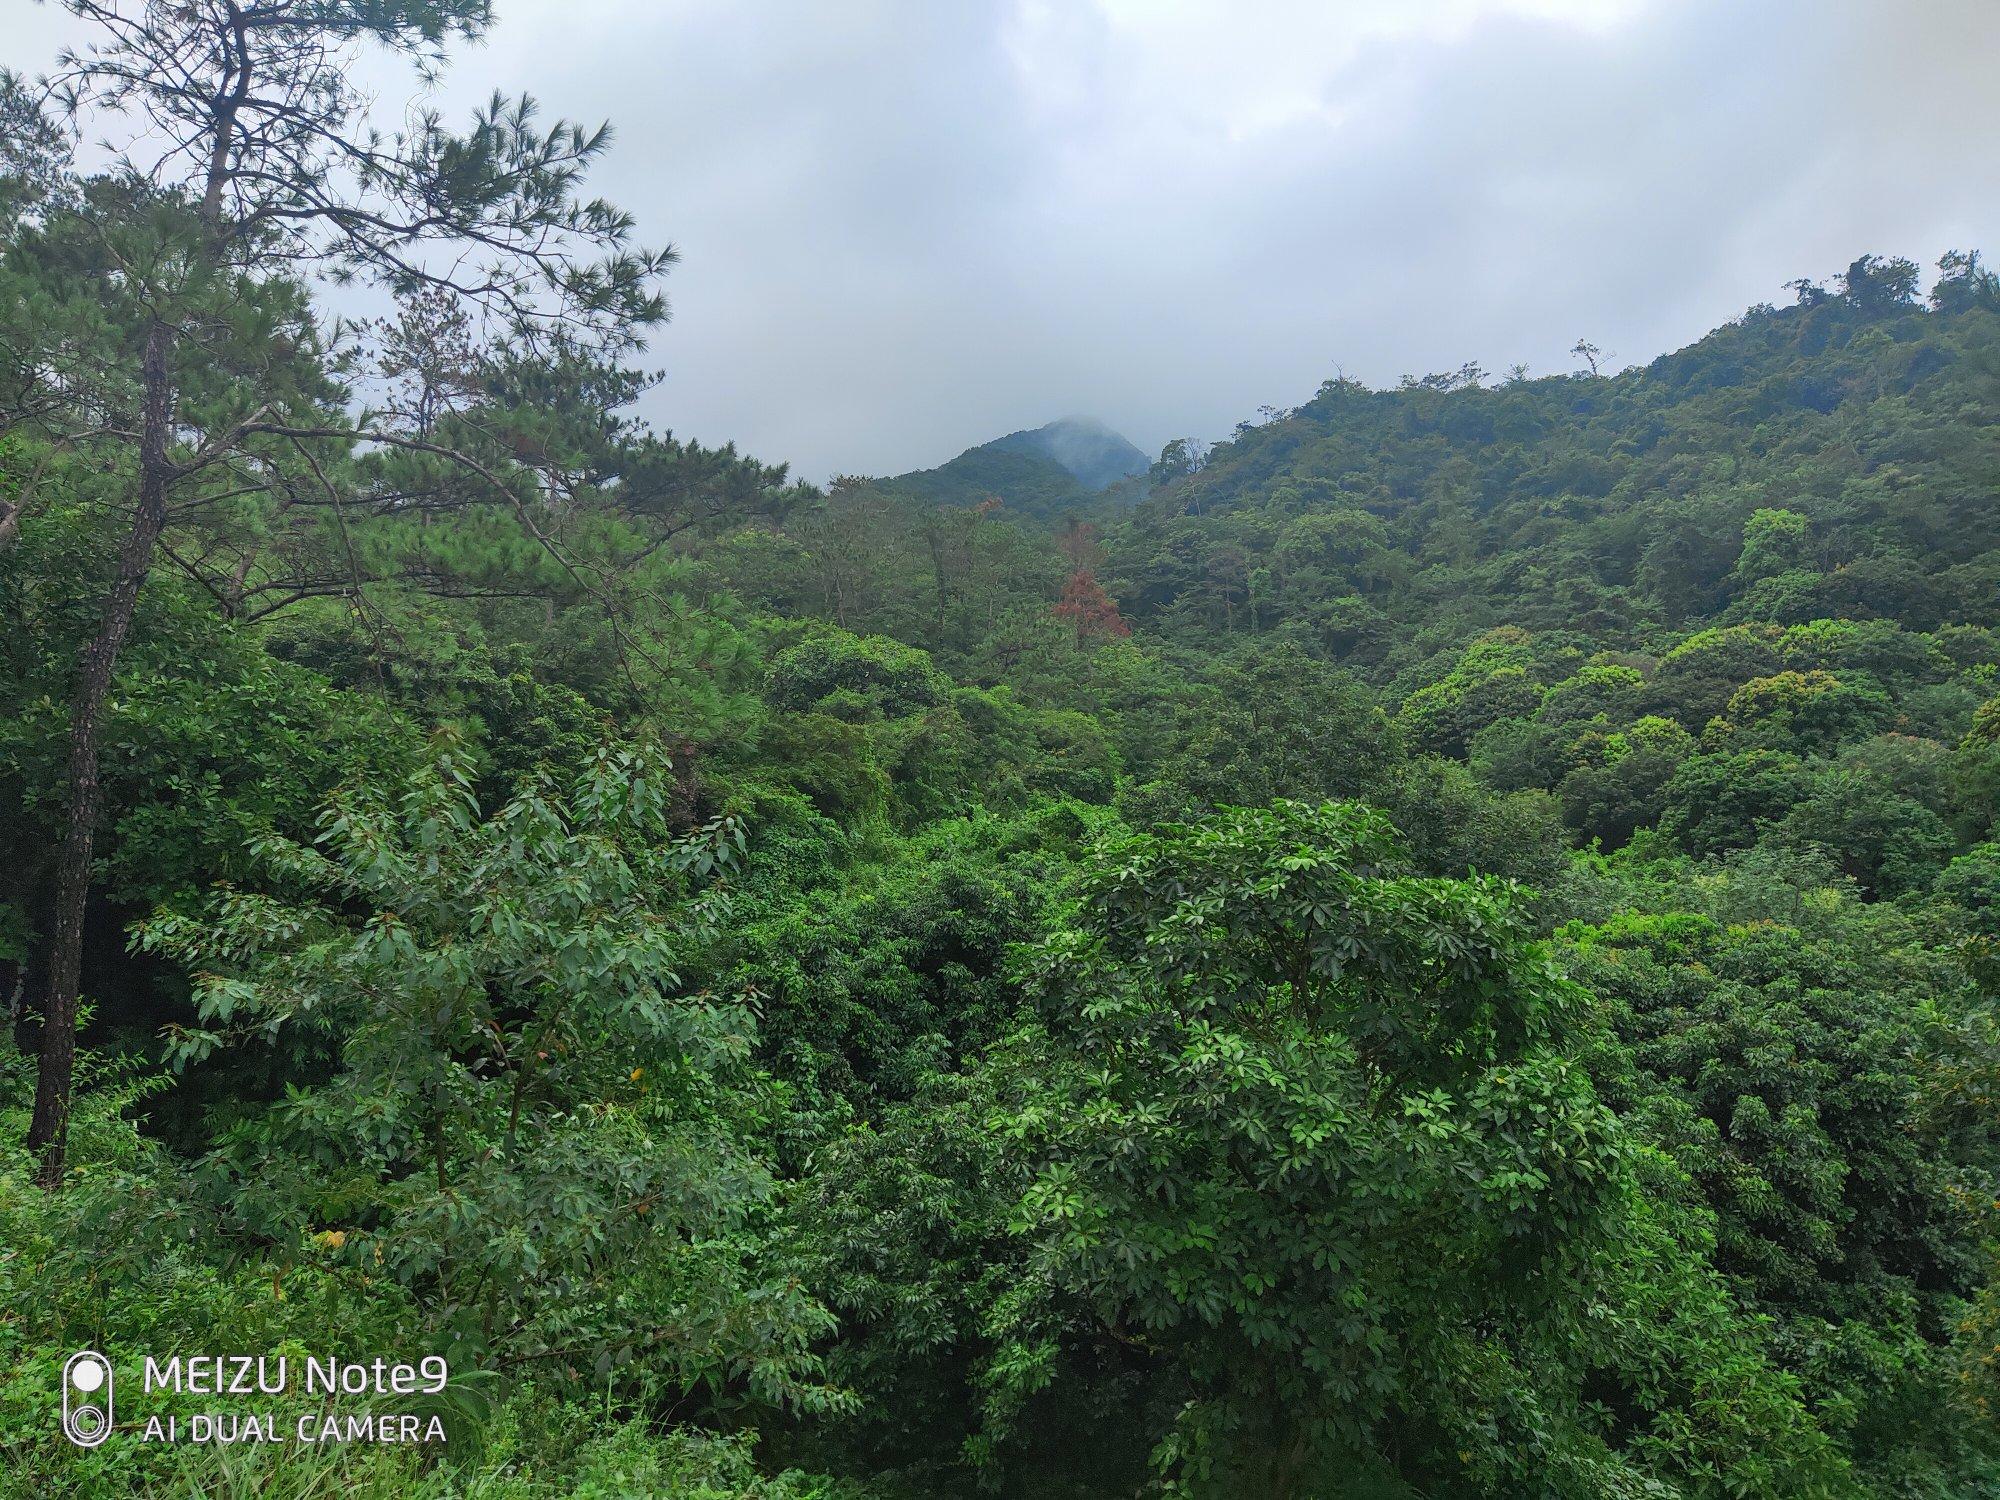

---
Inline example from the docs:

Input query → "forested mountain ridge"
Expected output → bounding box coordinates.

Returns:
[1109,251,2000,663]
[3,12,2000,1491]
[997,250,2000,894]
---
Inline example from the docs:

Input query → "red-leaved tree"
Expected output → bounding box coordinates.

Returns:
[1054,521,1131,648]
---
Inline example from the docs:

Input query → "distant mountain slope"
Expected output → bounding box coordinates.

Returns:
[1106,255,2000,677]
[885,416,1149,523]
[987,416,1150,491]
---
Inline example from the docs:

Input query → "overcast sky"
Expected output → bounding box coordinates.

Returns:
[18,0,2000,480]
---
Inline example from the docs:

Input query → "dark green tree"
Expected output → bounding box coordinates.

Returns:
[992,803,1630,1493]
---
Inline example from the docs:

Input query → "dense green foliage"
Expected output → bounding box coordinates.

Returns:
[3,12,1999,1489]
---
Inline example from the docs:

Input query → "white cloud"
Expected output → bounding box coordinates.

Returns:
[14,0,2000,480]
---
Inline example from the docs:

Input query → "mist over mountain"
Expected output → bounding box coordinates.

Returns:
[987,416,1150,491]
[880,414,1149,522]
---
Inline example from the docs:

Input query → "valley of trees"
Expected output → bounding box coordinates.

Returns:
[4,5,2000,1497]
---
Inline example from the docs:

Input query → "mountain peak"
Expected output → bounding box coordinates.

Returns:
[987,417,1149,492]
[882,417,1150,523]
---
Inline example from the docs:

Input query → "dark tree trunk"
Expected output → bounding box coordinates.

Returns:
[27,319,174,1186]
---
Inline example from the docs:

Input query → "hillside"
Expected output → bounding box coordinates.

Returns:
[1108,253,2000,670]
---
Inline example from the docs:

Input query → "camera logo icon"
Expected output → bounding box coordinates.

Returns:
[62,1351,113,1447]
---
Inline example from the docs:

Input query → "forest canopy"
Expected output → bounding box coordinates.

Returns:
[3,5,2000,1498]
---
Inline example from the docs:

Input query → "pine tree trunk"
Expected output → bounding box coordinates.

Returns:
[27,319,174,1187]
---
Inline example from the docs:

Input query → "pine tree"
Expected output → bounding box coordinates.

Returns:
[7,0,671,1184]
